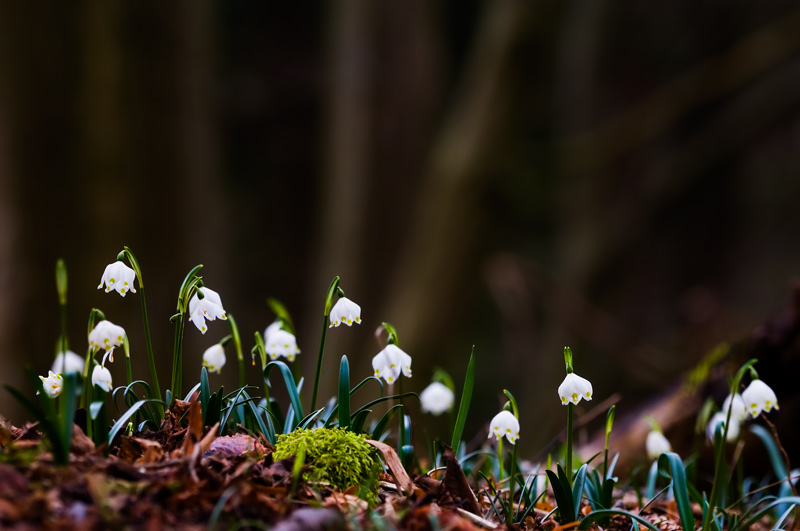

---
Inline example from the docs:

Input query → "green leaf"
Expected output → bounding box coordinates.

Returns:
[338,356,350,430]
[578,510,661,531]
[200,367,211,421]
[267,297,296,335]
[350,409,371,433]
[571,464,589,519]
[372,404,403,440]
[547,465,575,523]
[297,408,326,429]
[264,361,304,432]
[657,452,695,531]
[451,347,475,453]
[350,391,418,420]
[108,399,164,446]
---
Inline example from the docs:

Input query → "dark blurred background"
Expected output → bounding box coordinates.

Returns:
[1,1,800,462]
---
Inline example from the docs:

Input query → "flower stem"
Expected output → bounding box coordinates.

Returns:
[310,277,340,412]
[123,336,133,386]
[81,348,94,410]
[566,402,574,485]
[171,314,185,402]
[702,358,757,531]
[227,314,245,389]
[137,287,161,401]
[498,437,505,481]
[507,443,518,523]
[121,248,162,402]
[310,315,328,413]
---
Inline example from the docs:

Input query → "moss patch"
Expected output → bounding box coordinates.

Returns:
[274,428,383,505]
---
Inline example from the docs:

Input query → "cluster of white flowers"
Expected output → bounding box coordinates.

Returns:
[489,410,520,444]
[372,344,412,384]
[202,344,226,374]
[558,372,593,405]
[264,321,300,362]
[188,287,227,334]
[97,261,137,297]
[420,382,455,415]
[706,379,778,444]
[329,297,361,328]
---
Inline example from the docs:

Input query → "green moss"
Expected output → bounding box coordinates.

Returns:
[274,427,383,505]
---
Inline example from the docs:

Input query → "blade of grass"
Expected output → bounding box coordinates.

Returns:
[451,347,475,454]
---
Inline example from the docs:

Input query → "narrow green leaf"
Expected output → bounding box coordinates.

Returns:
[350,409,371,433]
[571,464,589,520]
[657,452,696,531]
[338,356,350,430]
[547,467,574,523]
[297,408,326,429]
[350,391,418,420]
[372,404,403,440]
[451,347,475,453]
[108,399,164,446]
[264,361,304,431]
[578,510,661,531]
[200,367,211,421]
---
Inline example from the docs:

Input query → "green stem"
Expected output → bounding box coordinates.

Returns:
[508,443,517,523]
[310,315,328,413]
[498,437,505,481]
[227,314,245,389]
[701,358,757,531]
[122,247,162,402]
[81,348,94,410]
[171,314,185,403]
[124,337,133,386]
[137,287,161,402]
[310,276,340,412]
[567,403,574,485]
[398,377,406,452]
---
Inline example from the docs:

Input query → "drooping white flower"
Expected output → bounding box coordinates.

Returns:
[741,379,779,418]
[202,344,226,374]
[420,382,455,415]
[188,287,227,334]
[722,393,748,423]
[645,430,672,460]
[707,411,740,442]
[88,320,126,363]
[329,297,361,327]
[92,364,113,392]
[51,350,84,375]
[264,321,282,341]
[265,329,300,362]
[372,344,412,384]
[39,371,63,398]
[488,410,520,444]
[97,261,137,297]
[558,372,593,405]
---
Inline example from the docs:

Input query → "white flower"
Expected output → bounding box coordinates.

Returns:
[92,364,113,392]
[264,321,282,341]
[265,329,300,362]
[188,287,227,334]
[88,320,126,363]
[372,344,412,384]
[202,344,226,374]
[707,412,740,442]
[558,372,593,405]
[329,297,361,327]
[488,410,520,444]
[741,379,779,418]
[39,371,63,398]
[645,430,672,460]
[420,382,455,415]
[722,393,748,423]
[97,261,137,297]
[51,350,84,375]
